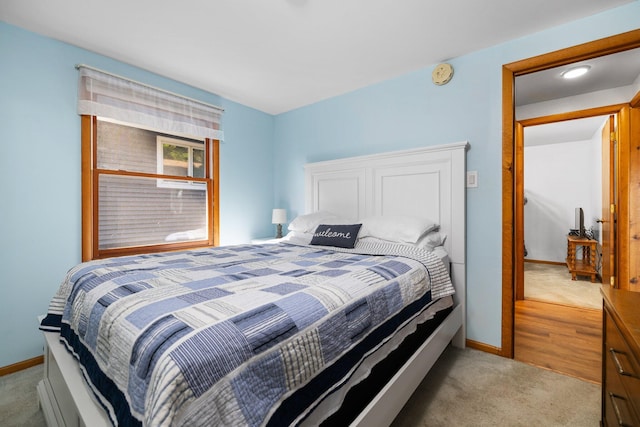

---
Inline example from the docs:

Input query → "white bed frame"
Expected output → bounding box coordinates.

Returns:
[37,141,468,427]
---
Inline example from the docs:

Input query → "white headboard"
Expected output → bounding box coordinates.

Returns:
[304,141,468,266]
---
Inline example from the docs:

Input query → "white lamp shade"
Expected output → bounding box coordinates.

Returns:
[272,209,287,224]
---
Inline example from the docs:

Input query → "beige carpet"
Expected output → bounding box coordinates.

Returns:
[0,364,46,427]
[1,347,600,426]
[391,346,599,426]
[524,262,602,310]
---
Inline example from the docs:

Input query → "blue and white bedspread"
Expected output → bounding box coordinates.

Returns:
[40,242,454,427]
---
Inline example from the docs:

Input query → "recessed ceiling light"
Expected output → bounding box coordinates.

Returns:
[562,65,591,79]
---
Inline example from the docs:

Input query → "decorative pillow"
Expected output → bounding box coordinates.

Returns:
[310,224,362,248]
[359,215,438,244]
[287,211,339,233]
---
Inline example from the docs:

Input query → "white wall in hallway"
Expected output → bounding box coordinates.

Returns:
[524,130,603,263]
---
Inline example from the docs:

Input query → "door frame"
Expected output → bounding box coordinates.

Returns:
[501,29,640,358]
[514,108,623,301]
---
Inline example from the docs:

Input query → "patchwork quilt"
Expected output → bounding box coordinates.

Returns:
[40,241,454,426]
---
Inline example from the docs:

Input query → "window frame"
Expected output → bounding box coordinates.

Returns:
[81,115,220,261]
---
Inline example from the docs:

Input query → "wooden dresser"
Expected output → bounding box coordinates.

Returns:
[601,286,640,426]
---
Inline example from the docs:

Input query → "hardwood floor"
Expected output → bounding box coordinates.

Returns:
[514,299,602,384]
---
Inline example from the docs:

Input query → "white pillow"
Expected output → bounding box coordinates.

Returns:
[281,231,313,245]
[287,211,339,233]
[416,231,447,251]
[360,215,438,244]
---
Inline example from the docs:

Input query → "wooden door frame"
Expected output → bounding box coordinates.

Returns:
[514,107,625,301]
[501,29,640,358]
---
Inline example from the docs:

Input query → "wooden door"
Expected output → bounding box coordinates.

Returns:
[601,115,616,287]
[515,122,525,300]
[628,101,640,291]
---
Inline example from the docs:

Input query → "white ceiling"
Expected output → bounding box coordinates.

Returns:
[518,48,640,147]
[0,0,633,115]
[516,48,640,106]
[524,115,610,147]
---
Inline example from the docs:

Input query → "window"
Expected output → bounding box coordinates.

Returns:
[156,136,207,191]
[76,65,223,261]
[82,117,219,260]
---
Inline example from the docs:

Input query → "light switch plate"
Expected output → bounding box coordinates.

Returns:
[466,171,478,188]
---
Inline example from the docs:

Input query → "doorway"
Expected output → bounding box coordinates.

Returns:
[520,114,609,310]
[513,113,612,383]
[500,29,640,359]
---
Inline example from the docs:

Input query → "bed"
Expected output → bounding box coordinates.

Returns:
[37,141,468,427]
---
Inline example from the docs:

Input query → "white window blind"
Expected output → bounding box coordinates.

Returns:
[96,120,210,250]
[77,65,224,141]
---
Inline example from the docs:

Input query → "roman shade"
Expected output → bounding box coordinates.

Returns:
[77,65,224,141]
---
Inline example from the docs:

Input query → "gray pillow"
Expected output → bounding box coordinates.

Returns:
[310,224,362,248]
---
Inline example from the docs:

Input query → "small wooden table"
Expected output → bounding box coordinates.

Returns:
[566,235,598,282]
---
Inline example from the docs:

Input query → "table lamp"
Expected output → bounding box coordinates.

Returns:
[272,209,287,238]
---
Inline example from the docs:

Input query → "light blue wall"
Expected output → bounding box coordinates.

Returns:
[2,3,639,367]
[274,3,640,348]
[0,22,274,367]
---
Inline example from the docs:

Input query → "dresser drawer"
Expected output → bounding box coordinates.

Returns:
[604,344,640,426]
[607,314,640,397]
[605,310,640,425]
[602,288,640,427]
